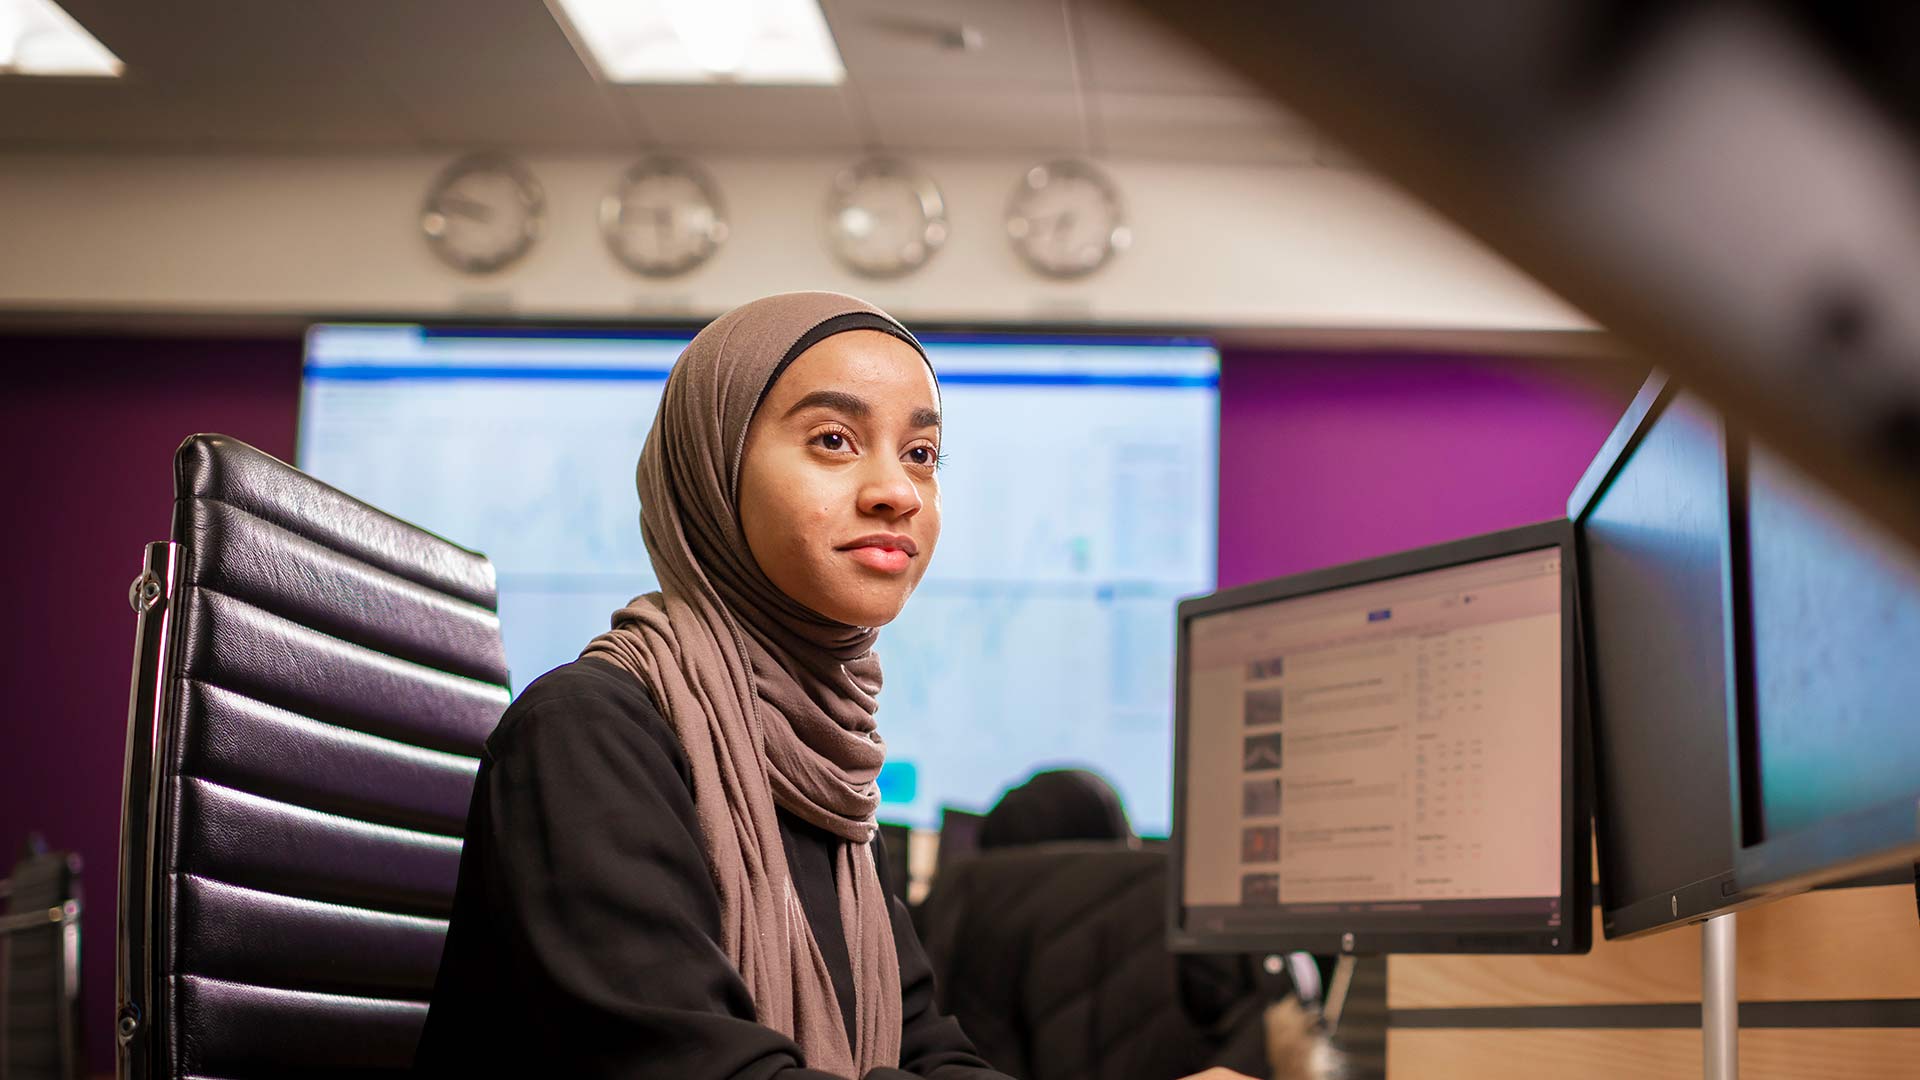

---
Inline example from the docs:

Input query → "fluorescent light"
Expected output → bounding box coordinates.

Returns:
[548,0,844,85]
[0,0,121,77]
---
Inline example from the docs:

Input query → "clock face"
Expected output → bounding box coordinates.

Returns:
[824,158,948,279]
[1006,159,1130,278]
[601,158,729,278]
[421,155,544,275]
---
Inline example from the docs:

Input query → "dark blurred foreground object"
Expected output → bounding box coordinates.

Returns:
[2,838,83,1080]
[919,844,1333,1080]
[117,435,510,1079]
[1127,0,1920,564]
[979,768,1134,851]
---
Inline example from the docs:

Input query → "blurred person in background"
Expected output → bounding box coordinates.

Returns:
[978,768,1135,852]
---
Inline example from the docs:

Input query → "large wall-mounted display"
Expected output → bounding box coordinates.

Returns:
[299,323,1218,831]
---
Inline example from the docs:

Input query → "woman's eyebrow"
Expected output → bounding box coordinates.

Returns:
[782,391,941,430]
[783,389,869,419]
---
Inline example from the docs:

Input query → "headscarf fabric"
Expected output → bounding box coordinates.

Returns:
[581,292,930,1076]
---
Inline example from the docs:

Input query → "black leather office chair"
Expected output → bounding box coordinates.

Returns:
[117,434,511,1079]
[918,843,1317,1080]
[1,845,83,1080]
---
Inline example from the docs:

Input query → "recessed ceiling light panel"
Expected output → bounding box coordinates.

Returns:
[548,0,845,85]
[0,0,122,77]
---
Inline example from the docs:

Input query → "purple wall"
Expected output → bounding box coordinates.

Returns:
[0,336,301,1076]
[0,335,1626,1073]
[1217,349,1631,587]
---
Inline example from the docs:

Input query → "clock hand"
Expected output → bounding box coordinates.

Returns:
[442,193,494,223]
[1035,211,1074,248]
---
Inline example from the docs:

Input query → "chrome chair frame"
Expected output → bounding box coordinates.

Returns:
[2,857,85,1080]
[116,539,184,1080]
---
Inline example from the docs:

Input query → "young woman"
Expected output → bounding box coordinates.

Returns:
[414,292,1258,1080]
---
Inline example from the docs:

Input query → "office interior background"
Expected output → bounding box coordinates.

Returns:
[3,2,1918,1079]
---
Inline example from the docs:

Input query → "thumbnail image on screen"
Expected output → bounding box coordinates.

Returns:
[1182,548,1564,921]
[299,324,1218,832]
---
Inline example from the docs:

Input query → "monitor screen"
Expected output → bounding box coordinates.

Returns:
[1733,441,1920,889]
[299,324,1218,832]
[1570,378,1758,938]
[1171,522,1585,955]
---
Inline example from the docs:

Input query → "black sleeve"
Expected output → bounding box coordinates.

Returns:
[427,679,848,1080]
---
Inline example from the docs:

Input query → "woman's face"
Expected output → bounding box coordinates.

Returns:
[738,329,942,627]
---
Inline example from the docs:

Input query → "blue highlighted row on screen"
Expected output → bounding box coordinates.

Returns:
[303,364,1217,389]
[878,761,918,805]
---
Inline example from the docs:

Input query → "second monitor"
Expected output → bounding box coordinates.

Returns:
[1169,521,1589,956]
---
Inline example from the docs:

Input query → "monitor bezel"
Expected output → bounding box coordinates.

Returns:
[1565,372,1775,939]
[1167,519,1590,956]
[1726,434,1920,896]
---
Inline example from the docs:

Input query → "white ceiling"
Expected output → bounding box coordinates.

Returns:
[0,0,1345,164]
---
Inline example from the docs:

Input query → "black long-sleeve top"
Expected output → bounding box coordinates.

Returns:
[415,657,1012,1080]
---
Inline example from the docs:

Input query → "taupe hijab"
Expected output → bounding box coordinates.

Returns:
[582,292,931,1077]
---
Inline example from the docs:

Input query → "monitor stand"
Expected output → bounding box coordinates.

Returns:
[1321,954,1357,1036]
[1702,912,1738,1080]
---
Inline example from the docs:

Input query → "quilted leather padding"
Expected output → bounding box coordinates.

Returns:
[918,845,1227,1080]
[150,434,511,1078]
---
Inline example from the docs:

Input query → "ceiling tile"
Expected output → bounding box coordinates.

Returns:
[863,88,1085,154]
[404,84,628,150]
[175,83,420,148]
[619,85,862,153]
[0,80,204,147]
[0,78,414,150]
[326,0,597,90]
[1095,93,1319,164]
[119,0,379,86]
[1072,0,1267,97]
[824,0,1075,90]
[0,0,1344,163]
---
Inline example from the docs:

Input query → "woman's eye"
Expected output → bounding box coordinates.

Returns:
[815,431,849,451]
[907,446,939,468]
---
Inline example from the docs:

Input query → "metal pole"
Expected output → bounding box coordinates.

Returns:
[1703,912,1739,1080]
[1322,954,1357,1038]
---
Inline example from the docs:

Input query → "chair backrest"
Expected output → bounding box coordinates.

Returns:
[2,848,82,1080]
[118,434,511,1080]
[876,822,913,901]
[917,843,1269,1080]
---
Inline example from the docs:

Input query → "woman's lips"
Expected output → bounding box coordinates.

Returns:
[838,534,916,575]
[845,546,911,573]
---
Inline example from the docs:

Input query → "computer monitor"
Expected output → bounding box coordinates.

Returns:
[1729,437,1920,893]
[1568,373,1769,939]
[1169,521,1587,956]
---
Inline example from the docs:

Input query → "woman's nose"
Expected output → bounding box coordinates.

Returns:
[858,458,922,519]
